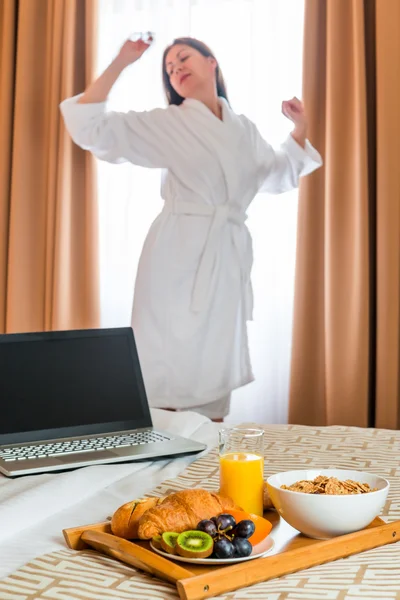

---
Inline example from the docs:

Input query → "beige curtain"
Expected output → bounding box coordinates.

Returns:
[289,0,400,429]
[0,0,16,333]
[375,0,400,428]
[0,0,99,334]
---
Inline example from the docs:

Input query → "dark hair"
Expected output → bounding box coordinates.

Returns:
[162,37,229,106]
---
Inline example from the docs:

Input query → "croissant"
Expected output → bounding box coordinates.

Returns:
[137,489,239,539]
[111,497,163,539]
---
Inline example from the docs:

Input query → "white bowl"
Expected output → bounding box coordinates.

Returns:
[266,469,389,539]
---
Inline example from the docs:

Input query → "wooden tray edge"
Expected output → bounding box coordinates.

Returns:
[63,518,400,600]
[177,518,400,600]
[81,530,193,584]
[63,520,111,550]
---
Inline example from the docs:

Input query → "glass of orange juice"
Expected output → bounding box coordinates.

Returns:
[219,427,264,516]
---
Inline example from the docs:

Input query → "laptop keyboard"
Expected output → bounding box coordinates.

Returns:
[0,431,172,462]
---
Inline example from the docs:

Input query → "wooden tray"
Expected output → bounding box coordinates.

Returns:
[63,511,400,600]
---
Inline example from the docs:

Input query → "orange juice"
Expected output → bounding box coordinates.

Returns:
[219,452,264,516]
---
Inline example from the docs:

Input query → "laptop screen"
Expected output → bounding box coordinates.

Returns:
[0,328,152,445]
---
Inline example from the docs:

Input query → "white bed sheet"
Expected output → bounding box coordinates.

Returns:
[0,409,221,578]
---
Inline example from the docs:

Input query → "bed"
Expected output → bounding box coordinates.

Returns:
[0,410,399,599]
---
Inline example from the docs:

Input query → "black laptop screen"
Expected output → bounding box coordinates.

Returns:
[0,328,152,444]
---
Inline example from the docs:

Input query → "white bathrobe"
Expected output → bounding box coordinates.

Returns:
[60,95,322,413]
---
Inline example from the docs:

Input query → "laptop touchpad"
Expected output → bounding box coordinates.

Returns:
[58,450,116,463]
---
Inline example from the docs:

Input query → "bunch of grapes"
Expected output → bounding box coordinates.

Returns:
[197,513,255,558]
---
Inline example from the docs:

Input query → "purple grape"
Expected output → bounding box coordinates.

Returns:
[213,537,235,559]
[215,514,236,531]
[232,519,255,539]
[232,537,252,557]
[197,519,217,537]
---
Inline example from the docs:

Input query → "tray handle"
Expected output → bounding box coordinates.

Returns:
[81,530,193,585]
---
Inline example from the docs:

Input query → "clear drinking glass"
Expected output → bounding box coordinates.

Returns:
[129,31,154,43]
[219,427,264,516]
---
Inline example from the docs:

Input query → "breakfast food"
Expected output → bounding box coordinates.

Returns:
[231,519,255,538]
[175,530,214,558]
[232,536,252,557]
[160,531,179,554]
[201,513,254,558]
[111,497,162,539]
[281,475,378,495]
[214,536,236,559]
[226,509,273,546]
[111,485,274,542]
[216,481,273,510]
[137,489,239,539]
[197,519,218,537]
[153,511,266,560]
[151,535,162,550]
[263,481,274,509]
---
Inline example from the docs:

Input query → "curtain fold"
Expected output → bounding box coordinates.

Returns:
[289,0,400,428]
[0,0,99,334]
[375,0,400,428]
[0,0,17,333]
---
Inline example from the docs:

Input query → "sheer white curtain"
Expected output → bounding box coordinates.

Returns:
[96,0,304,424]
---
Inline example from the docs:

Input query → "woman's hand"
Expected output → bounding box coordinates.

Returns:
[282,97,308,148]
[77,37,152,105]
[115,39,151,70]
[282,97,307,129]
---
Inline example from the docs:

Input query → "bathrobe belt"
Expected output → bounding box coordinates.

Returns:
[165,200,253,318]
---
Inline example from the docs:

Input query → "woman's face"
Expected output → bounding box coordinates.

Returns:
[165,44,217,98]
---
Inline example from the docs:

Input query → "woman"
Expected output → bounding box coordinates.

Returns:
[60,36,322,422]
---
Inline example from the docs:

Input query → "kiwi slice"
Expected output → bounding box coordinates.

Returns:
[160,532,179,555]
[151,535,162,550]
[176,530,214,559]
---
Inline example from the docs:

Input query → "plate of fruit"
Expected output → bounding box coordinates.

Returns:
[150,510,274,565]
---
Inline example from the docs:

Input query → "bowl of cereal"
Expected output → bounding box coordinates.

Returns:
[266,469,389,539]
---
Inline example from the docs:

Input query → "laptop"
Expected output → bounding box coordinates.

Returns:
[0,327,206,477]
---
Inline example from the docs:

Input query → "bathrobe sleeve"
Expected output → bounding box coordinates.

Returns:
[244,117,323,194]
[59,94,176,168]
